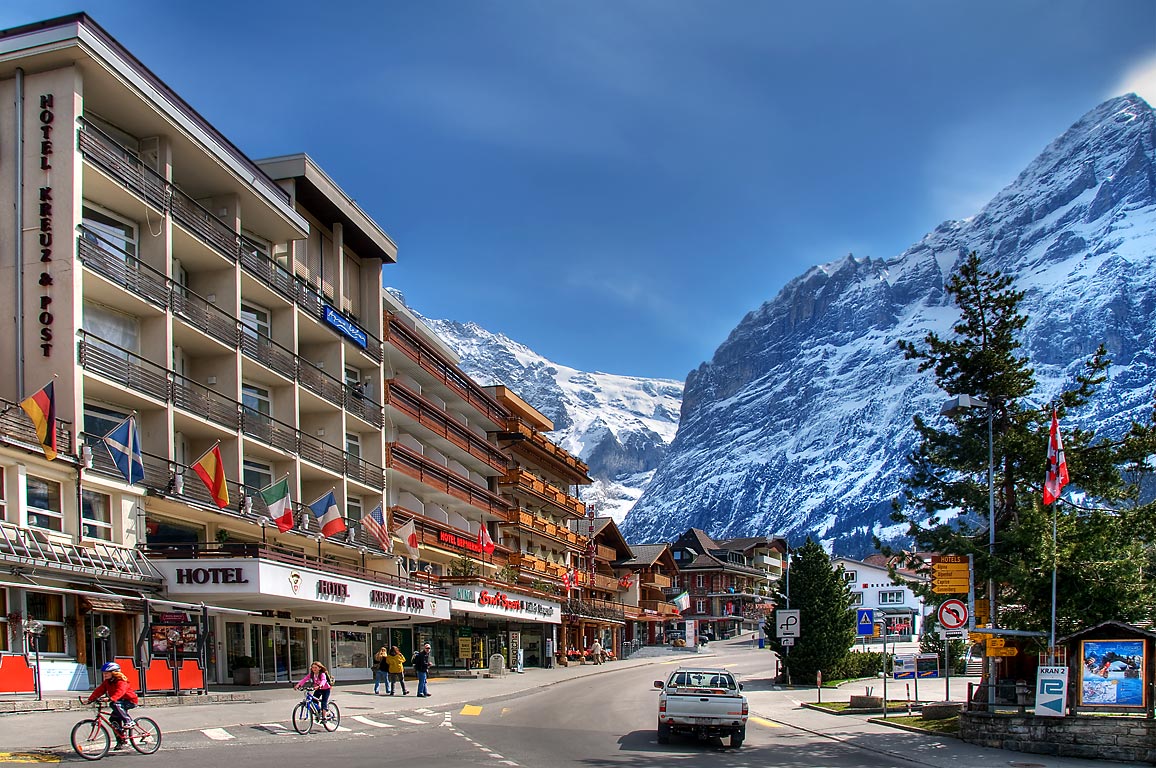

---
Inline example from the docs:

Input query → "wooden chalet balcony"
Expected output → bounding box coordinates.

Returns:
[507,510,582,547]
[385,380,508,473]
[508,552,565,581]
[498,469,585,517]
[590,572,621,592]
[639,572,672,589]
[387,442,510,517]
[640,599,682,617]
[593,543,617,563]
[500,419,589,477]
[383,313,509,427]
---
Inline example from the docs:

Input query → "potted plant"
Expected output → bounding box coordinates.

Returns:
[232,655,260,685]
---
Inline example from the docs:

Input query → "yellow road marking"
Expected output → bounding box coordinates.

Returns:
[750,716,781,728]
[459,704,483,716]
[661,660,683,665]
[0,754,60,764]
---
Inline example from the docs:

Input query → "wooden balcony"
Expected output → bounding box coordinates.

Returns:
[593,543,617,563]
[590,572,621,592]
[385,380,508,473]
[387,442,510,517]
[640,599,682,617]
[383,313,508,428]
[506,510,582,548]
[509,552,565,581]
[498,419,590,481]
[639,572,672,589]
[498,469,585,517]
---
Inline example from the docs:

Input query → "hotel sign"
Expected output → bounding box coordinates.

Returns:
[36,94,56,357]
[438,530,482,554]
[323,305,367,348]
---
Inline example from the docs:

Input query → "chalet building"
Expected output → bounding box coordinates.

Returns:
[0,13,579,690]
[669,529,783,640]
[833,556,928,641]
[615,543,680,646]
[561,516,631,657]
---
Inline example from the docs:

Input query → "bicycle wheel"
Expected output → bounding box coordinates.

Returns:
[71,718,111,760]
[291,701,314,734]
[321,702,340,732]
[129,717,162,754]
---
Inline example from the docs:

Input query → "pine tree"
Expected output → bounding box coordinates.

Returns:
[770,539,856,683]
[891,252,1156,638]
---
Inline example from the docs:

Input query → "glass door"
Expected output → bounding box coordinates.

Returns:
[258,624,291,682]
[288,626,310,680]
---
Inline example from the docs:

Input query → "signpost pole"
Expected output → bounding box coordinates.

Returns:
[945,638,951,701]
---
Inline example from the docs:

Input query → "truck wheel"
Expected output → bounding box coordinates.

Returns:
[731,728,745,748]
[657,722,671,744]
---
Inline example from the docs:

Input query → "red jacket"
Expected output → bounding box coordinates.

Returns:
[88,676,138,705]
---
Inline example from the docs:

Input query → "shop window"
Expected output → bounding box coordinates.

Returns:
[26,476,63,532]
[26,592,67,654]
[330,630,368,670]
[81,490,113,541]
[879,590,905,605]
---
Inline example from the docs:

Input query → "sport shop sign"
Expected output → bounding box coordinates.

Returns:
[154,559,449,621]
[449,584,560,624]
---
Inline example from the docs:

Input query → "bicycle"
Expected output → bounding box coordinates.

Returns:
[71,697,162,760]
[291,684,340,734]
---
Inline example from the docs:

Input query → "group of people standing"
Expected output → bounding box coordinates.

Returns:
[374,643,434,697]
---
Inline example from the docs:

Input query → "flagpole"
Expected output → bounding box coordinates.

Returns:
[1049,499,1058,662]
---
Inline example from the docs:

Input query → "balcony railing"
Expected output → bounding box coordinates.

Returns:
[346,454,386,490]
[508,509,581,546]
[299,431,347,475]
[385,380,507,473]
[78,231,169,310]
[0,399,73,460]
[344,385,384,429]
[171,287,239,349]
[78,333,170,403]
[298,360,345,404]
[388,443,509,517]
[502,419,589,476]
[562,597,625,622]
[172,373,238,430]
[239,409,297,455]
[384,313,509,427]
[640,572,672,589]
[78,119,168,211]
[639,599,681,617]
[498,469,585,517]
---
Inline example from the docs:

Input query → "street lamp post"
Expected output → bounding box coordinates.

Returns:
[940,394,996,708]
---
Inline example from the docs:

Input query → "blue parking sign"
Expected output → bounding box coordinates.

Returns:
[856,609,875,636]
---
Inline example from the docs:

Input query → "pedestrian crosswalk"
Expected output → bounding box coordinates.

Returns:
[192,709,439,745]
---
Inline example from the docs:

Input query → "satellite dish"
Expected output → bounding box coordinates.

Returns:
[94,625,111,639]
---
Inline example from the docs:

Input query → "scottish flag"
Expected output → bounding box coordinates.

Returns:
[102,414,144,485]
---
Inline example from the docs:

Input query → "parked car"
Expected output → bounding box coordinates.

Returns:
[654,666,748,748]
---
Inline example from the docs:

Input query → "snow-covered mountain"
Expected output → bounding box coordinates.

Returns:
[622,94,1156,555]
[392,306,683,522]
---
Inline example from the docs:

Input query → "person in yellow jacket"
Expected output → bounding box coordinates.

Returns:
[385,646,408,695]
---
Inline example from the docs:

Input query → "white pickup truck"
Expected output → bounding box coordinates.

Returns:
[654,666,748,748]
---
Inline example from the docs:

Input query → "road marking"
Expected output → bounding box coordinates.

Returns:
[352,716,394,728]
[459,705,483,716]
[397,716,427,724]
[661,660,683,665]
[750,716,781,728]
[334,726,352,732]
[0,754,60,764]
[201,728,235,740]
[258,723,288,730]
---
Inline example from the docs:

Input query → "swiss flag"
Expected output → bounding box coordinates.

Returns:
[1043,409,1070,505]
[477,524,495,555]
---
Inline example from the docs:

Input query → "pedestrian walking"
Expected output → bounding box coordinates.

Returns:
[373,646,390,694]
[412,642,433,697]
[591,638,604,665]
[386,645,408,695]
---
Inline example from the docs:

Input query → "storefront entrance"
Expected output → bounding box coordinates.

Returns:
[255,624,312,683]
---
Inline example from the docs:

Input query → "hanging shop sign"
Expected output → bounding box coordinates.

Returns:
[448,583,559,623]
[323,305,368,348]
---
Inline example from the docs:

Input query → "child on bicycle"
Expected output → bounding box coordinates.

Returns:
[294,661,333,716]
[87,661,139,750]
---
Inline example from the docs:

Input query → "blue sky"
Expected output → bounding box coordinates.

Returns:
[7,2,1156,380]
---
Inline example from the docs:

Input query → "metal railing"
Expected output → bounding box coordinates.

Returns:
[0,520,161,583]
[171,373,239,430]
[0,397,73,459]
[239,409,298,454]
[239,331,297,381]
[171,287,238,348]
[387,442,509,516]
[77,231,169,309]
[385,380,507,471]
[77,333,170,402]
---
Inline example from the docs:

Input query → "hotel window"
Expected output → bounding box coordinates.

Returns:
[242,383,272,422]
[83,403,129,443]
[242,460,273,494]
[696,574,704,588]
[695,599,706,614]
[25,592,68,654]
[241,232,270,263]
[82,301,140,357]
[0,468,6,522]
[346,433,361,459]
[81,490,113,541]
[347,496,363,525]
[879,590,905,605]
[342,252,361,316]
[26,476,63,532]
[345,365,368,400]
[240,302,271,340]
[81,202,137,263]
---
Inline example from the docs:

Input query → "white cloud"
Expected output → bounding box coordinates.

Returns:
[1112,51,1156,105]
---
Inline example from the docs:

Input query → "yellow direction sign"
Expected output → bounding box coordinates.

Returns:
[986,637,1006,648]
[932,581,970,594]
[987,646,1018,657]
[931,555,968,564]
[932,563,969,575]
[968,632,986,643]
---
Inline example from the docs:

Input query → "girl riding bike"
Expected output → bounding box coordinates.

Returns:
[86,662,139,750]
[294,661,333,715]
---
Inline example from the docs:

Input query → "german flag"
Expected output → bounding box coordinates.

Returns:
[20,381,57,461]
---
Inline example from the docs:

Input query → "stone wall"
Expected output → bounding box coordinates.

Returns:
[960,712,1156,764]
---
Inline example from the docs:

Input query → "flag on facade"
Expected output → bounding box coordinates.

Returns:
[673,591,691,612]
[20,380,57,461]
[395,518,419,557]
[477,524,495,556]
[309,490,346,537]
[1043,409,1070,505]
[260,477,293,533]
[561,569,572,590]
[362,504,391,552]
[618,571,635,588]
[102,414,144,484]
[192,444,229,507]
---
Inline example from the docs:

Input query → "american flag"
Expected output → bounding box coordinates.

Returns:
[362,505,392,552]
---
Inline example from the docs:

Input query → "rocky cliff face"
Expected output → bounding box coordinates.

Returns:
[623,94,1156,554]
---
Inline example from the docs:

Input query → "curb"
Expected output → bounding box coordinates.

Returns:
[0,692,251,716]
[867,716,961,739]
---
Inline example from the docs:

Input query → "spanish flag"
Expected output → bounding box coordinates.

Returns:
[192,444,230,508]
[20,381,57,461]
